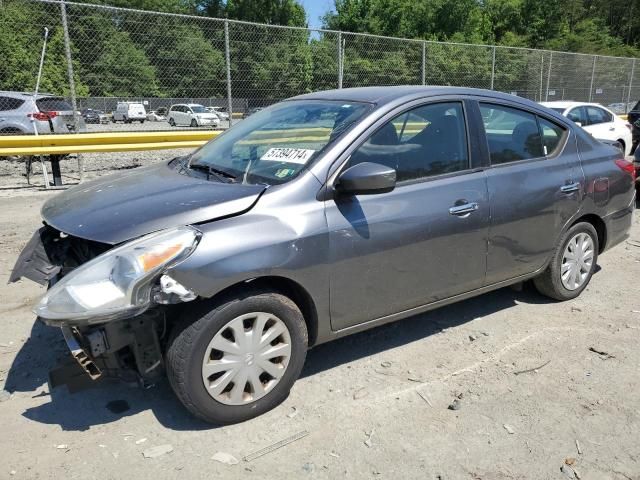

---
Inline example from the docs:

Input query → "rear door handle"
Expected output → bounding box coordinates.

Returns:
[449,202,479,216]
[560,182,580,194]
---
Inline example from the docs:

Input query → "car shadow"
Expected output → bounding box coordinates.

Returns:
[8,283,551,431]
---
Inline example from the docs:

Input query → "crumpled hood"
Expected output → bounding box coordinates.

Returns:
[41,161,266,244]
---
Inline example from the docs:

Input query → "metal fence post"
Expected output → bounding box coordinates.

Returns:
[490,46,496,90]
[224,20,233,125]
[60,0,82,181]
[337,32,343,89]
[627,58,635,107]
[538,53,544,101]
[421,41,426,86]
[545,52,552,101]
[588,56,597,102]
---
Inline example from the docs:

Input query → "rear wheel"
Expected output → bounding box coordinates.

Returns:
[534,222,598,300]
[166,290,308,424]
[169,118,176,127]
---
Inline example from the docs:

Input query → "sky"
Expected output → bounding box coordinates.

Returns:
[300,0,334,29]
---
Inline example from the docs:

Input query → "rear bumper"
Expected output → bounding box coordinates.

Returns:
[602,193,635,252]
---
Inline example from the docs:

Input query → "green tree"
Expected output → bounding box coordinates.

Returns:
[89,30,159,96]
[156,26,226,97]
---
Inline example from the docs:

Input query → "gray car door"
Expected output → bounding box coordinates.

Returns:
[326,100,490,331]
[479,102,583,284]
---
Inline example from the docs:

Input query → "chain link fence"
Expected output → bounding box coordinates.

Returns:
[2,0,640,133]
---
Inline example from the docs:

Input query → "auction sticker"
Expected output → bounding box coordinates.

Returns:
[261,148,315,164]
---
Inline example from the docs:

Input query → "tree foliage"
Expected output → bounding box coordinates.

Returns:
[323,0,640,56]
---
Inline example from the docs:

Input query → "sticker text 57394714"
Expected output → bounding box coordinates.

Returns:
[260,148,316,164]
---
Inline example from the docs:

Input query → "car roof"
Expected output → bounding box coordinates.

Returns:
[290,85,540,106]
[540,101,607,110]
[0,91,58,99]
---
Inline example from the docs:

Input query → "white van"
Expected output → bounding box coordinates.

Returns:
[168,104,219,127]
[112,102,146,124]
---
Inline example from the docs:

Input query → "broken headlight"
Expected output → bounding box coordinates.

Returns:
[35,226,200,323]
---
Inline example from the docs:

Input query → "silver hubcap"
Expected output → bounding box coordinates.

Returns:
[561,232,594,291]
[201,312,292,405]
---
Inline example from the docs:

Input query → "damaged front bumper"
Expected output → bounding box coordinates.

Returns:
[47,308,166,391]
[11,225,194,391]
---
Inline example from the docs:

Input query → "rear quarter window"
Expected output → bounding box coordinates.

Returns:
[0,96,25,111]
[36,97,72,112]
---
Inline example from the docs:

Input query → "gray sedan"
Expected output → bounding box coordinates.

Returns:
[11,86,636,424]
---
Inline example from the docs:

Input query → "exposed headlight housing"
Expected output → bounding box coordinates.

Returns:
[35,226,200,324]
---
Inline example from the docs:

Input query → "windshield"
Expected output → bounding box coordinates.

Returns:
[191,105,207,113]
[188,100,371,185]
[550,107,566,114]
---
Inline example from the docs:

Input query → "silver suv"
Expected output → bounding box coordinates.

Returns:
[0,91,85,134]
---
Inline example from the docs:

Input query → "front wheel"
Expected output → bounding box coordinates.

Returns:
[533,222,598,301]
[169,118,176,127]
[166,290,308,424]
[190,119,198,127]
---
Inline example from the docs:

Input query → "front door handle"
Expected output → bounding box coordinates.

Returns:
[449,202,479,216]
[560,182,580,194]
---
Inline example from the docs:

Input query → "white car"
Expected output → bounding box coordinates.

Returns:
[205,106,229,120]
[541,101,632,156]
[112,102,146,124]
[168,104,219,127]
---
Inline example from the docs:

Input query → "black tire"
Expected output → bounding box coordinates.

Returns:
[169,118,176,127]
[533,222,599,301]
[617,139,626,155]
[111,117,116,123]
[166,290,308,424]
[140,120,145,124]
[190,119,198,127]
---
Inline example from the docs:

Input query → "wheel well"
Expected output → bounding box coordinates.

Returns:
[572,214,606,253]
[202,276,319,347]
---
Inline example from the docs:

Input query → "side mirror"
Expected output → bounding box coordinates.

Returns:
[335,162,396,195]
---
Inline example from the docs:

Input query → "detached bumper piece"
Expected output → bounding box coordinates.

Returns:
[49,309,166,393]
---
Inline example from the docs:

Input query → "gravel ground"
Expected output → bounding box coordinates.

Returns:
[0,184,638,479]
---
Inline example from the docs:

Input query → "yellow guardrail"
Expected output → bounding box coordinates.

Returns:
[0,130,222,156]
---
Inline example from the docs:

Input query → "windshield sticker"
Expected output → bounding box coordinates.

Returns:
[275,168,296,178]
[261,147,315,164]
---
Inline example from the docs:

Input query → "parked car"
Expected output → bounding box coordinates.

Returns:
[146,110,167,122]
[607,102,635,115]
[112,102,146,124]
[205,106,229,120]
[12,87,635,424]
[81,108,109,124]
[242,106,263,119]
[626,100,640,153]
[540,101,633,156]
[168,104,219,127]
[0,91,86,134]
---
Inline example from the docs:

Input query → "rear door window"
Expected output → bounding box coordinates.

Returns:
[479,103,543,165]
[36,97,72,112]
[586,106,612,125]
[537,117,567,156]
[0,96,25,111]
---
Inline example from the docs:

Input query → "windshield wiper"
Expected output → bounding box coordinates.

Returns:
[189,163,237,183]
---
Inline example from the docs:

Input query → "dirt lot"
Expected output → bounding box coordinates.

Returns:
[0,182,639,479]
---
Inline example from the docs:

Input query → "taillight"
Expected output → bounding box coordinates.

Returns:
[615,158,636,182]
[28,111,58,121]
[28,112,49,121]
